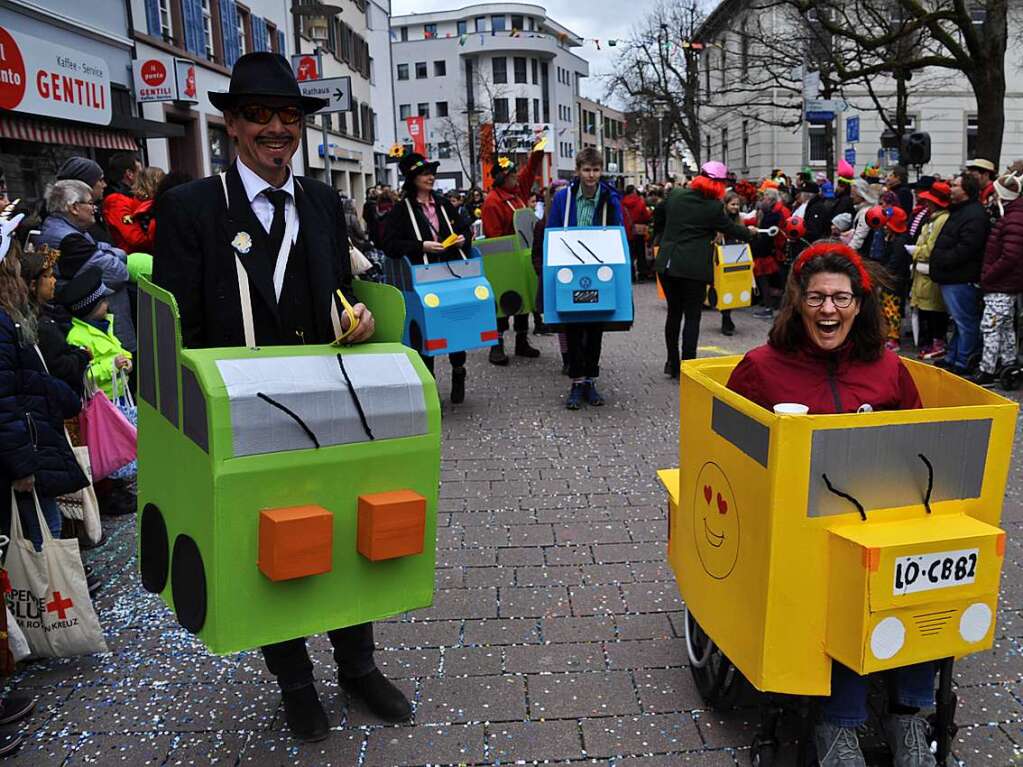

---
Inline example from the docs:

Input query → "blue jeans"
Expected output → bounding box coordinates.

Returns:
[13,492,62,552]
[821,661,937,727]
[940,283,982,370]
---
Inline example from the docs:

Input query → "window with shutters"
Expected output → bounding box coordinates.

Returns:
[362,104,372,141]
[351,99,361,137]
[237,9,248,55]
[159,0,173,39]
[201,0,214,59]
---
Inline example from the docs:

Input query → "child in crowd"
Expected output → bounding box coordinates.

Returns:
[60,267,132,400]
[546,148,624,409]
[19,245,91,395]
[880,207,913,352]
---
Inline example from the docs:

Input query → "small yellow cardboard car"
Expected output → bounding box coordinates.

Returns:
[659,356,1017,696]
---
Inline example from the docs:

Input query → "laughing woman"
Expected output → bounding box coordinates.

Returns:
[727,242,936,767]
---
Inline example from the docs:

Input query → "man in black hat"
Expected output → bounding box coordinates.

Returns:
[795,181,830,243]
[153,52,409,742]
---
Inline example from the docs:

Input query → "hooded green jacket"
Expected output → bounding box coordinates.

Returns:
[653,186,753,282]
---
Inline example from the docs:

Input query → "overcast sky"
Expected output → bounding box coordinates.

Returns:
[389,0,651,104]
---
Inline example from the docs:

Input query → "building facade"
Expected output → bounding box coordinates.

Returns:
[366,0,398,187]
[696,0,1023,180]
[129,0,295,181]
[390,2,590,190]
[0,0,151,199]
[292,0,383,204]
[576,97,628,185]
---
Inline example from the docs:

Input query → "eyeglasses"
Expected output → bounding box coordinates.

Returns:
[73,200,96,208]
[804,291,856,309]
[237,104,303,125]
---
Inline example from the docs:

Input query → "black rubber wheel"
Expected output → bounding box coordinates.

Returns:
[500,290,523,315]
[408,320,423,353]
[171,534,207,634]
[688,611,743,710]
[139,504,169,594]
[750,738,778,767]
[1000,365,1022,391]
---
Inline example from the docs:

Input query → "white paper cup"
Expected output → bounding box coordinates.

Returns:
[773,402,810,415]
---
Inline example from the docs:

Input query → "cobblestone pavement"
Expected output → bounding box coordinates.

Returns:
[6,283,1023,766]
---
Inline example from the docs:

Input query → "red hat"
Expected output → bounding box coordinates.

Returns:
[918,182,951,208]
[784,216,806,240]
[793,242,873,293]
[885,206,909,234]
[865,205,889,230]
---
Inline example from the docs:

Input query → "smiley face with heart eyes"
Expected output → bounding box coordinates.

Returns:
[692,462,740,579]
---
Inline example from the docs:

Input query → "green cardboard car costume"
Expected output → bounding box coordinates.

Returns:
[135,277,441,655]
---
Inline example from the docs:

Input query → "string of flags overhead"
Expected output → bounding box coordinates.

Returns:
[388,26,620,50]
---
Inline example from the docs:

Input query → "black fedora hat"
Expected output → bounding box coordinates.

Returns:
[398,153,440,181]
[209,52,328,113]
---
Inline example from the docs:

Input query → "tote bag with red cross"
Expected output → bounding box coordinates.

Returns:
[3,490,107,658]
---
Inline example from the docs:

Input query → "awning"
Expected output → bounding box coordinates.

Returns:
[0,115,137,150]
[108,114,185,140]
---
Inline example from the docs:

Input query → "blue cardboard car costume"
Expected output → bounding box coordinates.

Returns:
[542,198,633,330]
[381,152,498,404]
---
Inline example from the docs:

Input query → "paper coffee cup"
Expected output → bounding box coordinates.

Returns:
[773,402,810,415]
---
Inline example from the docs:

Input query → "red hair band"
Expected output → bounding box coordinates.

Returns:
[792,242,873,293]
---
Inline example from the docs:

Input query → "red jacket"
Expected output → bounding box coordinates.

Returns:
[727,342,922,415]
[981,197,1023,294]
[481,151,543,238]
[102,192,156,252]
[621,192,651,237]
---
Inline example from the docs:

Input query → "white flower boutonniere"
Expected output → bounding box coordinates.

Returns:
[231,231,252,255]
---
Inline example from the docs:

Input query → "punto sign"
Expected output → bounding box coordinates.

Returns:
[0,24,111,125]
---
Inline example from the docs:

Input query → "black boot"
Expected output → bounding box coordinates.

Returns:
[489,339,509,366]
[721,312,735,336]
[664,359,680,379]
[281,685,329,742]
[340,668,412,723]
[515,332,541,358]
[450,366,466,404]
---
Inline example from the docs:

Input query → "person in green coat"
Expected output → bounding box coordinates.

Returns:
[60,267,133,399]
[653,162,756,376]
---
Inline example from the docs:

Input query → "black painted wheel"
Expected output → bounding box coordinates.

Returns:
[171,534,207,634]
[139,504,169,594]
[500,290,523,316]
[408,320,423,353]
[687,611,744,710]
[1000,365,1023,391]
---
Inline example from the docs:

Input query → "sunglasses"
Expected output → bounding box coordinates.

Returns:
[237,104,303,125]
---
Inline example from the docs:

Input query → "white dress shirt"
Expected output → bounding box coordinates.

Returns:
[235,158,299,245]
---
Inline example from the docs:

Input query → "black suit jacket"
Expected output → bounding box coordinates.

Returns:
[153,162,355,349]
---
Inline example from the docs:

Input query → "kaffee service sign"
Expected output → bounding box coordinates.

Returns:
[0,24,112,125]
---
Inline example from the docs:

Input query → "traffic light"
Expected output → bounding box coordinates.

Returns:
[900,132,931,166]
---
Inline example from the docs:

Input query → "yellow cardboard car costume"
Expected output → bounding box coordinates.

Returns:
[659,356,1016,696]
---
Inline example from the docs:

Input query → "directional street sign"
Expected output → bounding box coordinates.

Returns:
[805,111,835,123]
[299,76,352,114]
[846,115,860,143]
[805,98,849,113]
[845,147,856,165]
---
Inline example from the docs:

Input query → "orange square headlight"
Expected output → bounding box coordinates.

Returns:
[357,490,427,562]
[258,505,333,581]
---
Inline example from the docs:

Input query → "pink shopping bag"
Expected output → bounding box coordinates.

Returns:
[79,390,137,481]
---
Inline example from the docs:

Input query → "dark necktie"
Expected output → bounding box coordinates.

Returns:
[264,189,289,268]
